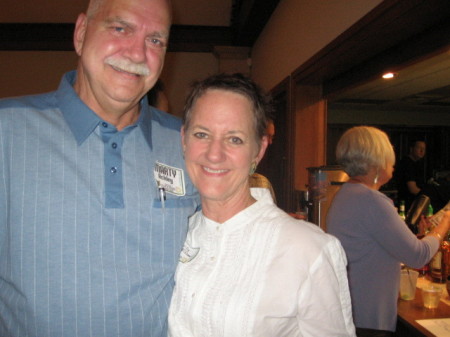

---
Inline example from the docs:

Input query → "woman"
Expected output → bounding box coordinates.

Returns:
[168,73,356,337]
[326,126,450,337]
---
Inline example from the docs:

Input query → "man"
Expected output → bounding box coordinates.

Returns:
[395,140,427,211]
[0,0,199,336]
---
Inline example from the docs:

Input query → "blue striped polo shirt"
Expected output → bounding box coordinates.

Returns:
[0,71,200,337]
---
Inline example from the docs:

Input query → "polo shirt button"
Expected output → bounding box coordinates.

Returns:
[102,122,108,128]
[111,142,117,149]
[110,167,117,173]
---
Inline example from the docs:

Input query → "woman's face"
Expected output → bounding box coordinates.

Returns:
[182,89,267,204]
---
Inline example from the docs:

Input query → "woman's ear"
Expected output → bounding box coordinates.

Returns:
[255,135,269,164]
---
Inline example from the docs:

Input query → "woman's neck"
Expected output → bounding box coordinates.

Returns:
[201,192,256,224]
[348,175,379,190]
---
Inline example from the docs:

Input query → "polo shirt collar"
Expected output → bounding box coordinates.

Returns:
[56,71,152,148]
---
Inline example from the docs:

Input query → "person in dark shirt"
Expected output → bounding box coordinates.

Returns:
[395,140,426,211]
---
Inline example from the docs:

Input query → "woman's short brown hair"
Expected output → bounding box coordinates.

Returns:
[182,73,273,146]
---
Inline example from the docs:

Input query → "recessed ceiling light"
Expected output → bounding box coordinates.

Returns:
[382,72,397,79]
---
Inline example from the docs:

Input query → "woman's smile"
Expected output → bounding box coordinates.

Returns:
[182,89,266,207]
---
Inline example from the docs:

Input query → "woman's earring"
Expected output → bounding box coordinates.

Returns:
[373,172,379,184]
[249,162,257,175]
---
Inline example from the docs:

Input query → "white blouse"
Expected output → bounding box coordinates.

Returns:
[169,188,355,337]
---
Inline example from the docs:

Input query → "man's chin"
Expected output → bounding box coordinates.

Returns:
[107,85,146,100]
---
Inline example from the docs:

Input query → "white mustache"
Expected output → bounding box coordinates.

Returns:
[105,57,150,76]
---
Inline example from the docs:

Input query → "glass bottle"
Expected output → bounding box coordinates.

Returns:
[427,204,434,218]
[430,234,450,283]
[398,200,406,221]
[443,232,450,282]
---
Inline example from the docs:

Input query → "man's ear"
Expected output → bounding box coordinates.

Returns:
[74,13,88,56]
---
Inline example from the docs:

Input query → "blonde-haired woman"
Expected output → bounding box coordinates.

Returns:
[327,126,450,337]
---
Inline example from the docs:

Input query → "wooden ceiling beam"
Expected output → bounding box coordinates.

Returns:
[231,0,281,46]
[0,1,280,51]
[291,0,450,97]
[0,23,234,52]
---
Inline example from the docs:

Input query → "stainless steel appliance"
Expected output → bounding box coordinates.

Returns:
[306,165,348,231]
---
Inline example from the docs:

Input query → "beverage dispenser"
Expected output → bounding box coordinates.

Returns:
[307,166,348,231]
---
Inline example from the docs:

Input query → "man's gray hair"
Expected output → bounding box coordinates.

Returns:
[86,0,173,22]
[86,0,105,19]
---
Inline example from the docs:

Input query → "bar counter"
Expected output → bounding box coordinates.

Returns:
[396,278,450,337]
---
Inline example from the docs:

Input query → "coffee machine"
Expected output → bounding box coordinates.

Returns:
[306,165,349,232]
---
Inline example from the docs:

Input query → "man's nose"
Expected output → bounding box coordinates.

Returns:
[124,37,146,63]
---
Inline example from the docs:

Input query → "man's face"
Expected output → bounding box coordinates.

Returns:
[411,141,426,161]
[73,0,171,116]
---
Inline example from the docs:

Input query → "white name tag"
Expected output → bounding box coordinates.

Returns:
[179,242,200,263]
[154,161,186,196]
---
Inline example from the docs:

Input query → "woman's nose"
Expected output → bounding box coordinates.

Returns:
[205,140,226,162]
